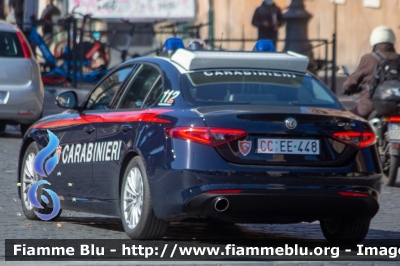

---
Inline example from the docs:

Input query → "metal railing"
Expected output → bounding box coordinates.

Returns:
[17,18,337,91]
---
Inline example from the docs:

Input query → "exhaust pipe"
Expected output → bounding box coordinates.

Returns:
[214,197,229,212]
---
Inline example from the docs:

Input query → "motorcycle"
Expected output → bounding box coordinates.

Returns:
[369,81,400,186]
[339,66,399,186]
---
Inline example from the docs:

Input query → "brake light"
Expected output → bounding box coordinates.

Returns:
[165,127,248,146]
[338,191,369,198]
[16,31,32,58]
[389,117,400,122]
[332,132,376,149]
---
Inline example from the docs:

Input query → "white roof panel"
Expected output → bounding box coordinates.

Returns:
[169,49,309,73]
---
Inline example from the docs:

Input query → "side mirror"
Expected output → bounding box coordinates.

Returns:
[56,91,79,110]
[337,66,350,76]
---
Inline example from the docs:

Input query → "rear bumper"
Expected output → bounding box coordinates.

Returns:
[184,187,380,223]
[150,169,381,222]
[0,81,44,124]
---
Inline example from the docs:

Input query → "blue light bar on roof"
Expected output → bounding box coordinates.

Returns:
[253,40,276,52]
[162,38,185,52]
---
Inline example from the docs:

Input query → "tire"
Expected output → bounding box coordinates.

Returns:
[380,142,398,186]
[20,142,62,221]
[379,143,391,186]
[20,124,31,136]
[208,218,235,226]
[0,123,6,132]
[386,155,399,186]
[120,156,168,239]
[320,219,371,244]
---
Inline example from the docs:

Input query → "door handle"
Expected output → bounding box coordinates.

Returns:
[121,124,133,133]
[84,125,95,134]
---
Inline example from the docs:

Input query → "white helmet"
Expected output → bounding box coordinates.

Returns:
[370,26,395,47]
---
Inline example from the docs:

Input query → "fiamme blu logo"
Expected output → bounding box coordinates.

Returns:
[28,130,61,221]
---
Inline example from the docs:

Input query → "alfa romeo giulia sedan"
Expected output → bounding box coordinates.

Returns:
[18,39,382,243]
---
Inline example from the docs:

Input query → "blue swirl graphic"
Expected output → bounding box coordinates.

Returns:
[34,130,59,177]
[27,180,61,221]
[28,130,62,220]
[27,180,48,209]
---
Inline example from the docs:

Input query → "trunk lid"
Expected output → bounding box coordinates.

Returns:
[0,58,32,86]
[194,105,368,167]
[0,30,32,86]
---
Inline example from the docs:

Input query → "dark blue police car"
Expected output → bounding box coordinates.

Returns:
[19,39,382,243]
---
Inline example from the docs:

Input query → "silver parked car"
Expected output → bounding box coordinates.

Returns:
[0,20,43,135]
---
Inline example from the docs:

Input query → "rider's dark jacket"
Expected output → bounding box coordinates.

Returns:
[343,43,398,119]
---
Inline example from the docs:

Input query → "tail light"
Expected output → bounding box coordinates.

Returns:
[205,189,242,194]
[16,31,32,59]
[332,132,376,149]
[165,127,248,146]
[338,191,369,198]
[42,76,68,85]
[389,117,400,122]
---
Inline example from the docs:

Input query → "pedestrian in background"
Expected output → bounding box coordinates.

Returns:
[40,0,61,46]
[343,26,398,119]
[9,0,24,29]
[5,0,16,24]
[252,0,285,48]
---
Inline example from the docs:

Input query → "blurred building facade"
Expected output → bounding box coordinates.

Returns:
[2,0,400,72]
[195,0,400,72]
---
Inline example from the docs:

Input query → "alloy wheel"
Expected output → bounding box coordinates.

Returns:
[123,167,144,229]
[22,153,38,210]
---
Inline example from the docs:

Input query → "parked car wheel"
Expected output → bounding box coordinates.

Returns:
[20,124,32,136]
[120,156,168,239]
[0,123,6,132]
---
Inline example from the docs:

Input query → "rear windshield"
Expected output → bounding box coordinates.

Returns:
[0,31,23,58]
[180,70,342,109]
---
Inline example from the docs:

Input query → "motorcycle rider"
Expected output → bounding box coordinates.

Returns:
[343,26,398,119]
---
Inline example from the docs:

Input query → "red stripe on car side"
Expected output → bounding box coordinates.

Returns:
[32,109,172,129]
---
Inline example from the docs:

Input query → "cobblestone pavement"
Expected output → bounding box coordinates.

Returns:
[1,90,400,265]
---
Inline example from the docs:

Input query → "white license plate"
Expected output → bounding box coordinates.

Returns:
[389,123,400,141]
[257,139,320,155]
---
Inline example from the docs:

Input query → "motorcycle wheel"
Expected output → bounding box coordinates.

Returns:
[386,155,399,186]
[379,141,393,186]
